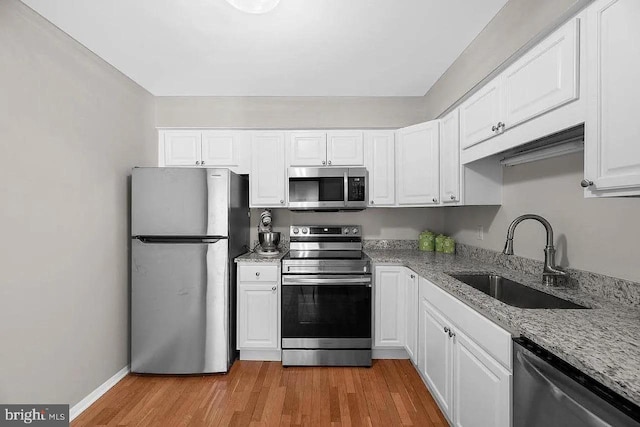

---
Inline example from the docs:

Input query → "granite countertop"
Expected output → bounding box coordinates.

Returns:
[366,248,640,407]
[235,250,286,263]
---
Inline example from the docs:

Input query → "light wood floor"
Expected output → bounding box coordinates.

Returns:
[72,360,448,427]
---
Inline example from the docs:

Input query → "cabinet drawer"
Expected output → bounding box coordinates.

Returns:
[238,264,278,282]
[422,278,512,370]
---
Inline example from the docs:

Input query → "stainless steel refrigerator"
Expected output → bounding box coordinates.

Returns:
[130,167,249,374]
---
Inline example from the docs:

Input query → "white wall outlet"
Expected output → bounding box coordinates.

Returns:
[476,225,484,240]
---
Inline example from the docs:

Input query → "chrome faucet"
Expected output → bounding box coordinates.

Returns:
[503,214,568,286]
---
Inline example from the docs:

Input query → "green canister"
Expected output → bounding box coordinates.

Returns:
[442,237,456,254]
[435,234,446,252]
[419,231,435,251]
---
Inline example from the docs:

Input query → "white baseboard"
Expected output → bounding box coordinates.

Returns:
[70,365,129,421]
[239,350,282,361]
[372,348,409,359]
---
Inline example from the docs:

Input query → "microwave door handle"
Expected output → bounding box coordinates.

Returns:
[344,171,349,207]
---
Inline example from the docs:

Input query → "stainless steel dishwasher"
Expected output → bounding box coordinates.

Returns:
[513,337,640,427]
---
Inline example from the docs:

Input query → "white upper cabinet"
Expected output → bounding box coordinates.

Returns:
[326,131,364,166]
[459,16,584,164]
[163,131,201,166]
[440,110,461,205]
[502,18,579,130]
[288,131,327,166]
[396,121,440,206]
[365,131,395,206]
[162,130,250,173]
[288,131,364,166]
[584,0,640,196]
[460,79,503,150]
[250,132,286,208]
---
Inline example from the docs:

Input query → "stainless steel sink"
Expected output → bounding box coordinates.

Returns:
[448,273,588,309]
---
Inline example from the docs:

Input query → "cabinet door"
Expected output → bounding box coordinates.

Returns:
[374,267,405,347]
[326,131,364,166]
[250,132,286,207]
[396,121,440,205]
[237,283,279,349]
[502,18,579,131]
[365,131,395,206]
[164,131,201,166]
[452,329,511,427]
[585,0,640,194]
[200,131,239,167]
[405,271,418,364]
[419,296,454,419]
[440,109,461,205]
[460,79,502,150]
[288,132,327,166]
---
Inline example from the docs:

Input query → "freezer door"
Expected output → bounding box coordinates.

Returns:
[131,167,230,236]
[131,238,229,374]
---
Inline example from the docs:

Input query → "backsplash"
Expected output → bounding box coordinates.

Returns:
[456,243,640,308]
[363,239,418,250]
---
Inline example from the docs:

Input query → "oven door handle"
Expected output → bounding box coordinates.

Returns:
[282,275,372,286]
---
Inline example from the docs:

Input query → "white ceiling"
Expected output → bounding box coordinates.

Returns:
[21,0,508,96]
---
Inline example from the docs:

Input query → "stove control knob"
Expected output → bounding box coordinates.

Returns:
[302,227,308,234]
[293,227,299,234]
[352,227,359,234]
[344,228,350,234]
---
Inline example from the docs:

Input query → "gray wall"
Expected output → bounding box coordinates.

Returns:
[422,0,592,120]
[251,208,445,247]
[443,153,640,283]
[0,0,155,406]
[155,96,428,129]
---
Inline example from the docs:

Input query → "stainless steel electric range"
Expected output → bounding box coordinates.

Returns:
[281,225,372,367]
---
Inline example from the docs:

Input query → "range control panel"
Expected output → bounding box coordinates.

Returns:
[290,225,361,237]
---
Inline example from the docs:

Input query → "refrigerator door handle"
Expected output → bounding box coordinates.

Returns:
[135,236,228,244]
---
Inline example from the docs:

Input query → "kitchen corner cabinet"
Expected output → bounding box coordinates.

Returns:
[365,131,395,206]
[237,264,281,360]
[584,0,640,197]
[396,120,440,206]
[161,130,250,173]
[287,131,364,167]
[374,266,405,348]
[250,132,287,208]
[418,277,511,427]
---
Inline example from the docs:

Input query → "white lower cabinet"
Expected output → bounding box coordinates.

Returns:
[418,276,512,427]
[237,264,280,360]
[374,266,405,348]
[405,270,418,363]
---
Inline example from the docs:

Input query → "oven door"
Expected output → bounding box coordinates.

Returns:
[281,275,372,349]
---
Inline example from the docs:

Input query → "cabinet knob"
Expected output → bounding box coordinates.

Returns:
[448,331,455,338]
[432,198,438,203]
[444,326,450,334]
[280,199,285,204]
[255,272,260,277]
[322,160,326,165]
[491,125,498,132]
[328,160,332,165]
[580,179,594,188]
[196,161,200,165]
[410,274,415,279]
[201,160,205,165]
[497,121,505,130]
[370,200,375,205]
[272,286,277,292]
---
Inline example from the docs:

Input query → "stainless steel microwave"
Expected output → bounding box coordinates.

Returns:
[287,167,368,211]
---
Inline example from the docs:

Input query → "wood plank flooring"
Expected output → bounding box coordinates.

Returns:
[72,360,448,427]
